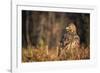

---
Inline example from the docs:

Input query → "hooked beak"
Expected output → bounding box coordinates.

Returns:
[66,27,69,31]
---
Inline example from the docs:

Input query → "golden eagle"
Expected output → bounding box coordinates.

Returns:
[59,23,80,57]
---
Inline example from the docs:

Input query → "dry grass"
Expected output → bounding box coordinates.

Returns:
[22,46,90,62]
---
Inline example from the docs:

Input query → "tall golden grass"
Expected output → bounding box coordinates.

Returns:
[22,45,90,62]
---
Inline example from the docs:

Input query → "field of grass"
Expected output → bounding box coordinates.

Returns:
[22,45,90,62]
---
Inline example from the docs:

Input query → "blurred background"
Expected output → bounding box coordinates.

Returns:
[22,10,90,49]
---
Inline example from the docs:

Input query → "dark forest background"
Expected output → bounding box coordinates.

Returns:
[22,10,90,49]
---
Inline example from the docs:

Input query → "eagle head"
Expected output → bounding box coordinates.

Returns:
[66,23,77,34]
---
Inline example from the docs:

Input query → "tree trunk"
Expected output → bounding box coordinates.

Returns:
[26,11,31,49]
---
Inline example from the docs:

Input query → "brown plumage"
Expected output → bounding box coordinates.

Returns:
[65,23,80,49]
[59,23,80,58]
[60,23,80,49]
